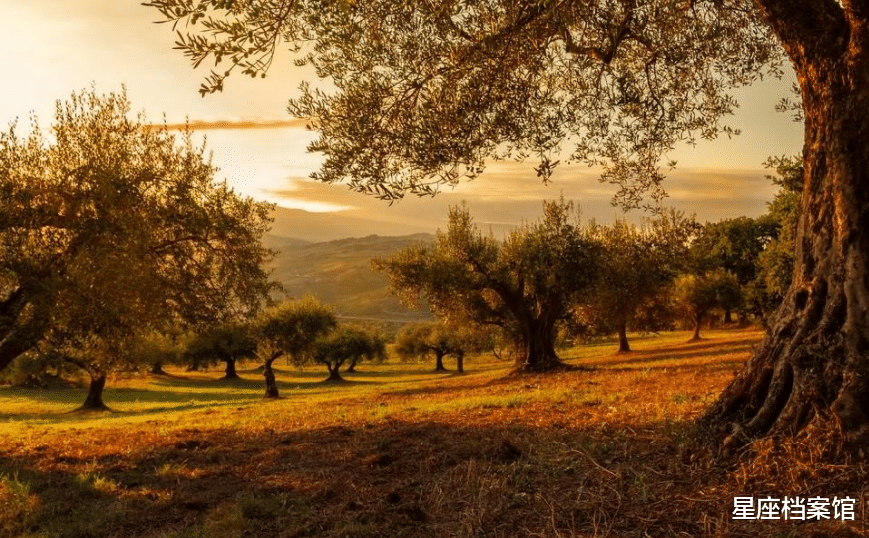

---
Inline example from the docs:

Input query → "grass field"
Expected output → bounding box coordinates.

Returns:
[0,328,866,538]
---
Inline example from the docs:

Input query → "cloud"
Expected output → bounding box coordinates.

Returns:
[149,118,313,131]
[259,164,779,241]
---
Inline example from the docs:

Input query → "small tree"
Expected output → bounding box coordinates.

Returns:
[309,326,386,382]
[395,323,466,373]
[256,298,336,398]
[582,211,695,353]
[131,327,188,376]
[185,322,258,380]
[344,327,386,373]
[38,331,143,411]
[376,199,599,373]
[673,270,741,341]
[690,217,778,323]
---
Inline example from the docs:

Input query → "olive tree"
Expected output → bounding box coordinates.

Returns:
[0,88,276,376]
[309,325,386,382]
[184,322,258,380]
[147,0,869,447]
[256,297,337,397]
[395,322,467,373]
[40,323,155,410]
[582,211,695,352]
[343,327,386,373]
[132,327,189,376]
[673,270,742,342]
[690,216,779,323]
[376,199,598,373]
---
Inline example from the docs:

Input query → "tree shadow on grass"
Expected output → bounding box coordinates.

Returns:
[581,338,759,369]
[0,378,359,423]
[336,367,457,379]
[381,382,487,398]
[1,412,861,538]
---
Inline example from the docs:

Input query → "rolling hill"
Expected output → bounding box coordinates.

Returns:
[263,233,434,325]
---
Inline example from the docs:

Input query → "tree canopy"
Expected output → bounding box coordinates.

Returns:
[581,211,695,352]
[395,322,468,372]
[0,88,277,373]
[145,0,781,207]
[376,199,598,372]
[753,155,802,312]
[673,269,741,342]
[184,321,259,380]
[309,325,386,382]
[256,297,337,397]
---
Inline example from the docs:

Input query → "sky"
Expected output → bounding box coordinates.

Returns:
[0,1,804,239]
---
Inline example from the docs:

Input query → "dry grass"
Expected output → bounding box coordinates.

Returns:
[0,328,866,537]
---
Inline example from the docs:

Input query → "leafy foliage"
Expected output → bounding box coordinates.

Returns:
[131,327,190,375]
[375,199,598,372]
[691,217,779,287]
[145,0,782,206]
[309,325,386,381]
[395,322,467,372]
[0,348,68,388]
[580,210,696,351]
[256,297,337,396]
[0,88,277,373]
[672,269,740,340]
[258,297,338,364]
[185,322,258,379]
[754,155,802,311]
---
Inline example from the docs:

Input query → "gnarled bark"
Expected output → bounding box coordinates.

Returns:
[512,313,564,373]
[702,4,869,452]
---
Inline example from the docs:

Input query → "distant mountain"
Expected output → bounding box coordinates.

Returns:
[265,233,434,324]
[268,206,435,243]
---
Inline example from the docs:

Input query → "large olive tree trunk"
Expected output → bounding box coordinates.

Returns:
[702,3,869,451]
[513,313,563,373]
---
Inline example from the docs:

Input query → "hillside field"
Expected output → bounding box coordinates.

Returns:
[263,233,433,324]
[0,328,866,538]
